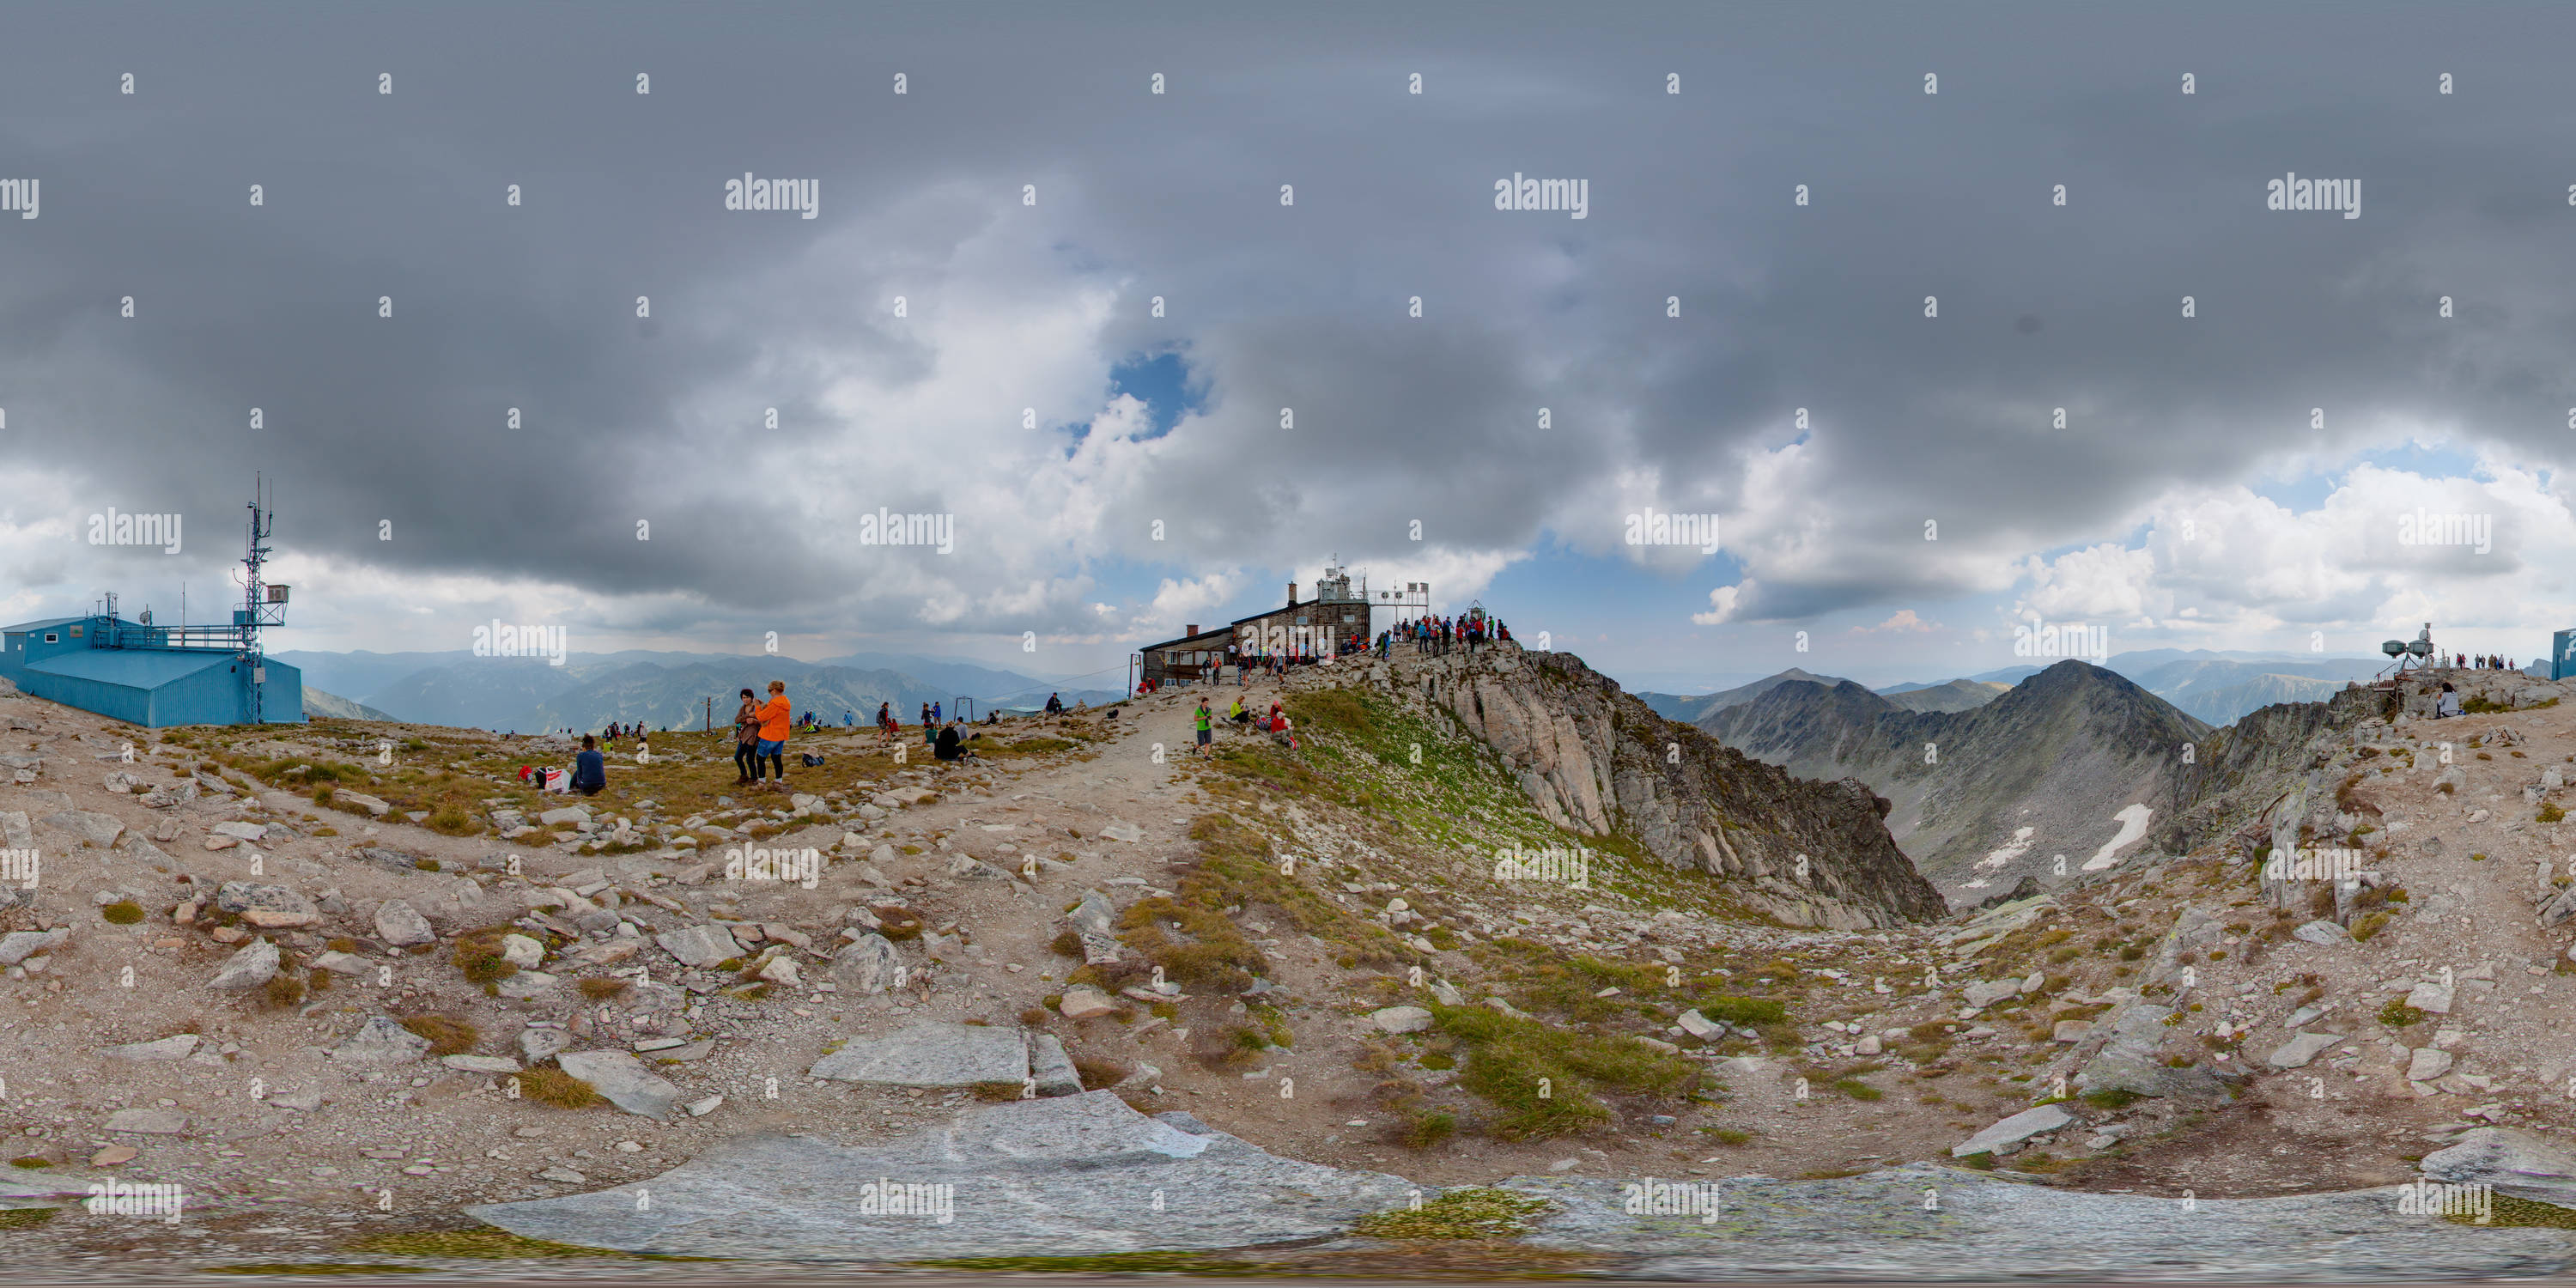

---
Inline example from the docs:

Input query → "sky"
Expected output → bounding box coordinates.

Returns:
[3,2,2573,695]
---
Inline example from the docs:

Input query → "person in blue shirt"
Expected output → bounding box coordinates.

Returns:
[571,734,606,796]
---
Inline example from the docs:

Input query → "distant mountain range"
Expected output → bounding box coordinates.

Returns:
[1637,649,2392,731]
[269,647,1121,732]
[1698,661,2212,907]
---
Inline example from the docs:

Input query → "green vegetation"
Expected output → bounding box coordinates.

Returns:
[0,1206,59,1229]
[2379,999,2427,1028]
[343,1230,660,1260]
[1434,1003,1699,1139]
[99,900,144,925]
[1352,1188,1550,1240]
[2448,1193,2576,1229]
[914,1253,1261,1274]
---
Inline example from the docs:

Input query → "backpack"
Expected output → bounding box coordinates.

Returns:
[799,753,825,768]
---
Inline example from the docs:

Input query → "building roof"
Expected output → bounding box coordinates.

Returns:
[1,617,89,635]
[24,648,236,690]
[1139,598,1378,656]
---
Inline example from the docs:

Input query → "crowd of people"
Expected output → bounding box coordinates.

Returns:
[1381,612,1510,658]
[2454,653,2518,671]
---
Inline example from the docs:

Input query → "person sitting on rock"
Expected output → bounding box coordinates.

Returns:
[571,735,606,796]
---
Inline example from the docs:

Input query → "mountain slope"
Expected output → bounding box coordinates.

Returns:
[1322,647,1947,928]
[522,661,954,733]
[301,686,395,721]
[1702,660,2212,906]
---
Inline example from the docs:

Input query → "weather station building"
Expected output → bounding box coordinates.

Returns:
[0,488,303,728]
[1137,560,1420,687]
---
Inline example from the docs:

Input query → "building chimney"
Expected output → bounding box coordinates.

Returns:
[1287,582,1297,607]
[1185,624,1199,637]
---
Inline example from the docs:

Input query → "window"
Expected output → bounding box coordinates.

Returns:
[42,633,58,644]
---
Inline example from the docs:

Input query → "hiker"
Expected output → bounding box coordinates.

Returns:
[2438,682,2461,719]
[756,680,793,789]
[571,734,606,797]
[932,701,942,724]
[935,721,975,766]
[1266,700,1284,732]
[1194,699,1212,754]
[1045,692,1063,714]
[732,688,761,785]
[1228,696,1250,726]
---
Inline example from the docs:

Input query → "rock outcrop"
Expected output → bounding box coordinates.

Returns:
[1326,647,1945,928]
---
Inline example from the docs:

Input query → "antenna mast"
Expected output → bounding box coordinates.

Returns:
[240,477,288,723]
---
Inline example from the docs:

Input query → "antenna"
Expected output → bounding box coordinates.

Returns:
[240,476,289,723]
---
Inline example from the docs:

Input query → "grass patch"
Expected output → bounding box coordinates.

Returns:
[208,1266,427,1276]
[399,1014,478,1056]
[100,900,144,925]
[2447,1193,2576,1229]
[0,1206,60,1229]
[451,927,523,984]
[1352,1187,1549,1240]
[577,977,630,1000]
[2079,1087,2141,1110]
[1435,1003,1698,1140]
[513,1066,600,1109]
[1397,1109,1458,1150]
[343,1230,656,1260]
[2379,999,2427,1029]
[914,1254,1261,1274]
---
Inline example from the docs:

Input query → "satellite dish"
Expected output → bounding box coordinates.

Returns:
[2381,640,2407,658]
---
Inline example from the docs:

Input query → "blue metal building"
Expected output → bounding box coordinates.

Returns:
[0,482,304,728]
[0,614,303,728]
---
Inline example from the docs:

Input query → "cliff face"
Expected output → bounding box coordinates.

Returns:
[1321,645,1947,929]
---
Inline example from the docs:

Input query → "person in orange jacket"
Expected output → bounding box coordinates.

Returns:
[755,680,793,790]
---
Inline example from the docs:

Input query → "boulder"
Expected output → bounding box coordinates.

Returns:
[335,1016,432,1063]
[211,822,268,842]
[2421,1127,2576,1207]
[500,933,546,969]
[520,1028,574,1063]
[2406,980,2457,1015]
[215,881,319,928]
[0,928,69,966]
[556,1050,684,1120]
[1370,1005,1434,1034]
[207,938,282,991]
[809,1022,1031,1088]
[946,854,1012,881]
[374,899,436,946]
[539,806,592,828]
[41,810,125,848]
[104,1109,188,1135]
[104,1035,202,1061]
[1058,986,1118,1019]
[1065,890,1117,937]
[756,956,803,987]
[311,951,372,975]
[444,1054,523,1074]
[1963,978,2022,1008]
[2409,1047,2455,1082]
[2293,920,2350,945]
[1029,1032,1083,1097]
[497,970,561,999]
[2267,1032,2342,1070]
[2075,1003,2224,1099]
[831,933,906,993]
[1953,1103,2074,1157]
[337,791,393,817]
[465,1090,1415,1260]
[657,924,742,969]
